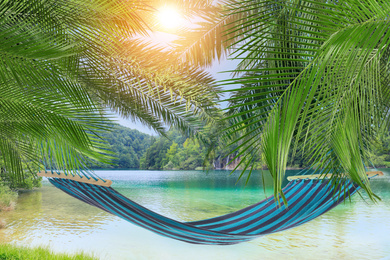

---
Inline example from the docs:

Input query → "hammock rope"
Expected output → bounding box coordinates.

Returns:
[41,170,383,245]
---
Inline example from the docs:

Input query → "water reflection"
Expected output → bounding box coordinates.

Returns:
[0,185,116,245]
[0,169,389,259]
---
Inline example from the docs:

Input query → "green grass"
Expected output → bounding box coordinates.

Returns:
[0,244,97,260]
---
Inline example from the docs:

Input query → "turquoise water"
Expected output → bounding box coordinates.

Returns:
[0,169,389,259]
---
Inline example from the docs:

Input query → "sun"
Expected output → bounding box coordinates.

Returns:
[157,6,182,30]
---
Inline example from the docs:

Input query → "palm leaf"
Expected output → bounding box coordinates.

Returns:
[223,0,390,202]
[0,0,221,186]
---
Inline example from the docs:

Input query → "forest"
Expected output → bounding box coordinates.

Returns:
[4,123,389,177]
[88,124,152,169]
[90,124,390,171]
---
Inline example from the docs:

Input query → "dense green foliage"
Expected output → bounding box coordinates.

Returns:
[0,184,17,211]
[369,134,390,168]
[140,130,204,170]
[0,244,96,260]
[90,124,152,169]
[0,160,41,190]
[87,125,390,171]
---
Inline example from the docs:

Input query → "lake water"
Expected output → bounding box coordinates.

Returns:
[0,169,389,259]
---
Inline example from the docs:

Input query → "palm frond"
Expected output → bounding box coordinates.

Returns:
[0,0,222,186]
[223,0,390,202]
[171,1,249,67]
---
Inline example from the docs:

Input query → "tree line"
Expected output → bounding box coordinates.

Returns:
[5,122,389,177]
[91,124,390,170]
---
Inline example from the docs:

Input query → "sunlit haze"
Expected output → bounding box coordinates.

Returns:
[118,5,240,135]
[158,6,182,30]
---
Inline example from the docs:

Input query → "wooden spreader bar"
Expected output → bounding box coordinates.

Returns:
[37,171,113,187]
[287,171,384,181]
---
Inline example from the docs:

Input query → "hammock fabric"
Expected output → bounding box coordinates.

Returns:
[48,177,360,245]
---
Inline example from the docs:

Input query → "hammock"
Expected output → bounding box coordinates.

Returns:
[38,171,383,245]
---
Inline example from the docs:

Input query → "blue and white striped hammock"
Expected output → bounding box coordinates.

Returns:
[41,171,382,245]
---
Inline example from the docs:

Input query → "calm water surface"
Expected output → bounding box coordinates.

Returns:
[0,169,389,260]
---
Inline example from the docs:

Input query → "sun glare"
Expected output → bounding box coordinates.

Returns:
[158,6,182,30]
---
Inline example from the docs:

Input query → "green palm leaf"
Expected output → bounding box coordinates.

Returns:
[223,0,390,203]
[0,0,221,186]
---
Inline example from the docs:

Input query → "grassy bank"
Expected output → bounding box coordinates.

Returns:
[0,244,97,260]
